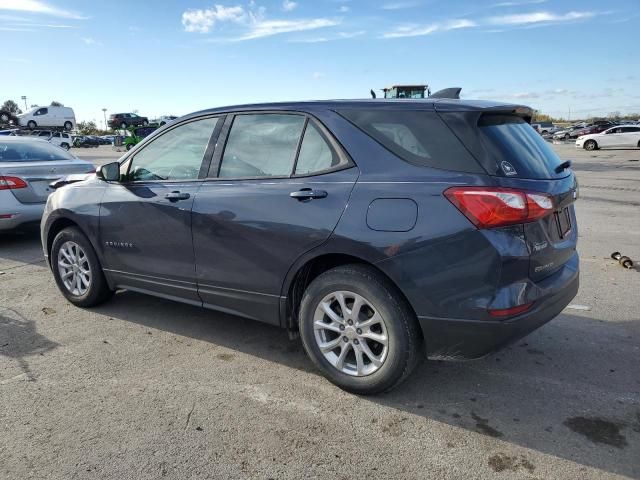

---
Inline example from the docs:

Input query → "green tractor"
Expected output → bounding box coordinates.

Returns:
[114,125,158,151]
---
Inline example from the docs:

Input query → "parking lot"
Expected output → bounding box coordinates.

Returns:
[1,143,639,479]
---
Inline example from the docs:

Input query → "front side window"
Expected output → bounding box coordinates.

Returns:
[127,117,218,182]
[295,122,340,175]
[219,114,305,178]
[35,108,48,116]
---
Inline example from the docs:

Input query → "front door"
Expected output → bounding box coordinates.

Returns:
[99,116,221,303]
[192,113,358,324]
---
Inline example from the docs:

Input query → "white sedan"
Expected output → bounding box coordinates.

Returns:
[576,125,640,150]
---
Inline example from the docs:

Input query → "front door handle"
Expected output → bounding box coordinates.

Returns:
[165,191,191,201]
[289,188,328,201]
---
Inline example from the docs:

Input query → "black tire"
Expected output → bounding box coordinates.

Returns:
[0,112,9,123]
[563,133,570,140]
[126,143,133,151]
[120,122,127,129]
[64,121,73,131]
[299,264,422,394]
[160,121,166,126]
[51,227,113,307]
[584,139,598,151]
[61,143,70,150]
[142,120,149,126]
[27,120,37,130]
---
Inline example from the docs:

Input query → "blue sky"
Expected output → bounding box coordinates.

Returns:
[2,0,639,124]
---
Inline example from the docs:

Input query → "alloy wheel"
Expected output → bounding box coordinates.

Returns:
[313,290,388,377]
[57,241,92,296]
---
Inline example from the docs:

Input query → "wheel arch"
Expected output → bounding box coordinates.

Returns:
[282,251,419,336]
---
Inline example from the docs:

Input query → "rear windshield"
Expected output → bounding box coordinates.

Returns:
[338,109,484,173]
[0,141,75,162]
[477,115,564,179]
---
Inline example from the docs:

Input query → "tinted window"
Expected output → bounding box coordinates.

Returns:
[295,123,341,175]
[0,140,75,162]
[338,109,483,173]
[622,127,640,133]
[219,114,305,178]
[128,117,218,181]
[477,115,564,179]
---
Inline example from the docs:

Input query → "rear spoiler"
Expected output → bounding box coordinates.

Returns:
[430,87,462,99]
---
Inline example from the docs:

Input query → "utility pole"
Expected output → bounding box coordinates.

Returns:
[568,105,571,121]
[102,108,107,130]
[21,96,27,111]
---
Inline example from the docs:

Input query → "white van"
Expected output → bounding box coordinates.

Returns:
[18,106,76,131]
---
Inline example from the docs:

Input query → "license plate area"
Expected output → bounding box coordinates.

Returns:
[555,207,571,238]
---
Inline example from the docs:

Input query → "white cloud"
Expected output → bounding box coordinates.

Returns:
[282,0,297,12]
[239,18,339,40]
[488,11,595,26]
[492,0,547,7]
[383,19,475,38]
[384,10,596,38]
[381,2,420,10]
[0,0,86,19]
[82,37,102,46]
[291,30,364,43]
[182,5,246,33]
[338,6,350,13]
[182,3,338,40]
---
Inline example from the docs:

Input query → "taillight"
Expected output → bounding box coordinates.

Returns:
[444,187,554,228]
[489,302,533,318]
[0,176,28,190]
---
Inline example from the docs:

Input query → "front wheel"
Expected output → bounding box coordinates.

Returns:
[27,120,37,130]
[125,143,133,151]
[0,112,10,123]
[299,264,422,394]
[64,121,73,131]
[142,120,149,126]
[120,122,127,129]
[61,143,70,150]
[584,140,598,151]
[51,227,113,307]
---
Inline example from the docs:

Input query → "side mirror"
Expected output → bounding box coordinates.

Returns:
[96,161,120,182]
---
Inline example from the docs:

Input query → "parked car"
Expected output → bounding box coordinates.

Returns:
[157,115,178,126]
[0,110,19,125]
[553,125,589,140]
[532,121,559,135]
[17,106,76,131]
[73,135,100,148]
[41,99,579,394]
[576,125,640,150]
[0,137,94,231]
[108,113,149,129]
[571,122,615,139]
[0,129,19,136]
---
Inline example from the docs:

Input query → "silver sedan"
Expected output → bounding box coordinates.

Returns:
[0,137,95,231]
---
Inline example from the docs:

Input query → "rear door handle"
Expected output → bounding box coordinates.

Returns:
[165,191,190,201]
[289,188,328,201]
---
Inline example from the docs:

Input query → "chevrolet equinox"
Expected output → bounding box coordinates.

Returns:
[42,99,579,394]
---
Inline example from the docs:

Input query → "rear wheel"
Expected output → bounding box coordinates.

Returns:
[299,264,422,394]
[584,140,598,151]
[126,143,133,151]
[27,120,37,130]
[142,120,149,126]
[61,143,70,150]
[63,121,73,131]
[51,227,113,307]
[563,133,570,140]
[120,121,127,129]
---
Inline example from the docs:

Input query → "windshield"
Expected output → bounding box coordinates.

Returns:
[478,115,565,179]
[0,140,76,162]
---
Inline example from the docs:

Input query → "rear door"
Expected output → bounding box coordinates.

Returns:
[191,112,358,324]
[619,126,640,147]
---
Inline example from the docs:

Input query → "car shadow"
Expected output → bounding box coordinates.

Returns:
[95,291,640,478]
[0,228,44,267]
[0,307,59,381]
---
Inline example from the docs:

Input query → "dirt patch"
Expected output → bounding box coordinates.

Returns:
[564,416,627,448]
[471,412,503,438]
[488,453,535,473]
[216,353,235,361]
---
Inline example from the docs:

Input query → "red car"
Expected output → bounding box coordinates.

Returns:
[571,121,615,138]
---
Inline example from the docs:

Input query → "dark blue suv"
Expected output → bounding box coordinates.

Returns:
[41,99,579,394]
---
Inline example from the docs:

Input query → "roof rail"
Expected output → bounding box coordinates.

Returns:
[429,87,462,99]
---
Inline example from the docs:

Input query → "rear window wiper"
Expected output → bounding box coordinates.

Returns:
[555,160,572,174]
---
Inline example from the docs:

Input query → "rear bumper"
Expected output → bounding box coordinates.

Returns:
[418,258,579,360]
[0,192,45,231]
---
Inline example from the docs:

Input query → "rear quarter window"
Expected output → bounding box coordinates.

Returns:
[337,109,484,173]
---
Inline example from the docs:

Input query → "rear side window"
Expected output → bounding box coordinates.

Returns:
[338,109,483,173]
[0,141,75,161]
[219,114,305,178]
[477,115,564,179]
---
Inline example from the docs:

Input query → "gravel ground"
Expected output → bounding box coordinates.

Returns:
[1,143,639,479]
